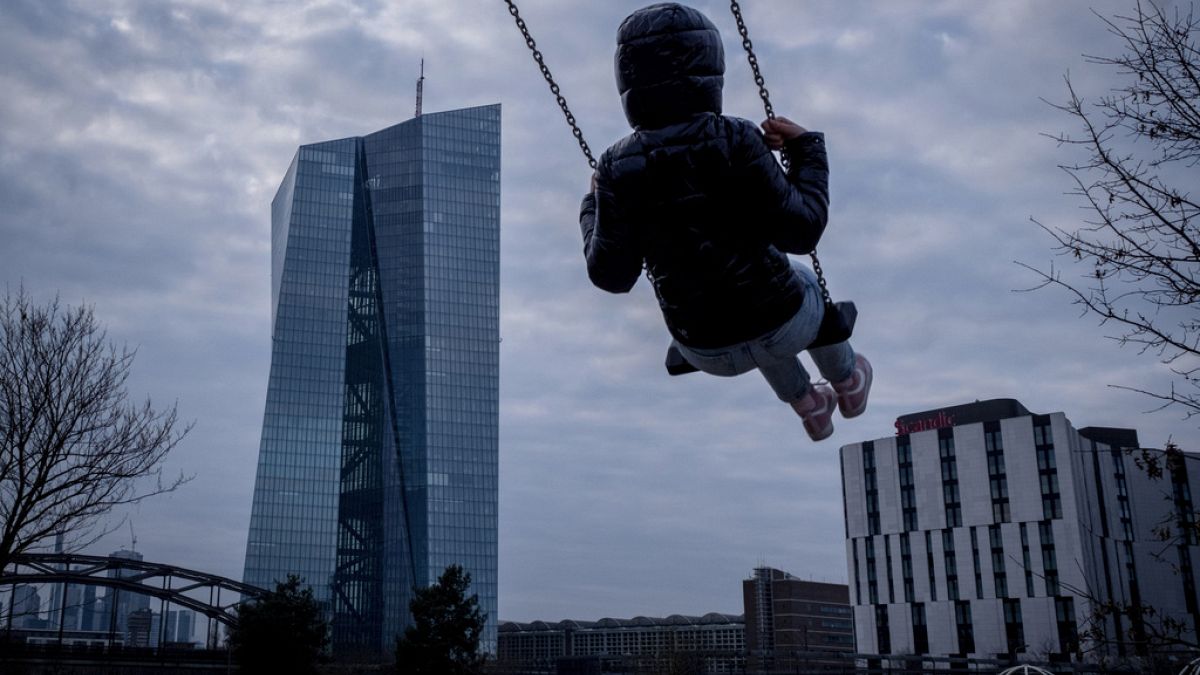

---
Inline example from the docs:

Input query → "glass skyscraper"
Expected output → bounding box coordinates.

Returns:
[243,105,500,656]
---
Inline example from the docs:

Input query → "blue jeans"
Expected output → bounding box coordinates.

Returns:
[672,264,855,403]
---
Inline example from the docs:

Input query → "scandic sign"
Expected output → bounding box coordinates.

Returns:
[895,411,955,435]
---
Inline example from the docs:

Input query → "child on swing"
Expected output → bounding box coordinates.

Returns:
[579,2,871,441]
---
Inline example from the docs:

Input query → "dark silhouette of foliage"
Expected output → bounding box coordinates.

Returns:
[229,574,329,674]
[1026,0,1200,421]
[394,564,486,675]
[0,288,189,571]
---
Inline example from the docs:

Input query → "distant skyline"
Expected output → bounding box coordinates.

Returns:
[1,0,1195,624]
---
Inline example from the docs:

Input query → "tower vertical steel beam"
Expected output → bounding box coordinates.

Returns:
[330,141,386,653]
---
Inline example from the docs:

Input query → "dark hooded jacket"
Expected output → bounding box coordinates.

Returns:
[579,2,829,349]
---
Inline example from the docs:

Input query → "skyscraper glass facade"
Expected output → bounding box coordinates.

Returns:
[243,105,500,655]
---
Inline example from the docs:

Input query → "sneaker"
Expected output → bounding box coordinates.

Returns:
[791,385,837,441]
[832,353,873,419]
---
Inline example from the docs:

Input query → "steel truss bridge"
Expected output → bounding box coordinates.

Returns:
[2,553,266,646]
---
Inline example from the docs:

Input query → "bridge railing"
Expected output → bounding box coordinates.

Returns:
[1,552,269,649]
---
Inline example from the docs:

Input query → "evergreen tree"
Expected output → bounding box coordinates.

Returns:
[229,574,329,674]
[395,564,487,674]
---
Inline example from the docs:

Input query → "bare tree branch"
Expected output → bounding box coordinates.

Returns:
[1024,0,1200,420]
[0,287,191,570]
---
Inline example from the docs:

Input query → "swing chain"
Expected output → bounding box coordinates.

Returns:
[503,0,598,170]
[729,0,833,307]
[728,2,777,131]
[810,249,831,304]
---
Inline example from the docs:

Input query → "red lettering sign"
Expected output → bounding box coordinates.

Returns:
[894,411,955,435]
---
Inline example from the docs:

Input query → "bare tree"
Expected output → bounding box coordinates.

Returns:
[0,288,189,570]
[1025,0,1200,419]
[1024,3,1200,662]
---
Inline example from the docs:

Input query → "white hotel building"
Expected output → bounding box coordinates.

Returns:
[840,399,1200,661]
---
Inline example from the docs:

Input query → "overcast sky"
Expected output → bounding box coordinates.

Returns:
[2,0,1196,623]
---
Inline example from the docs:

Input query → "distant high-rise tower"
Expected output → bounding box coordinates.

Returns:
[243,105,501,656]
[172,609,194,644]
[109,549,149,636]
[12,585,41,629]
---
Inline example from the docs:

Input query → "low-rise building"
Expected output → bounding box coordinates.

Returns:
[743,567,854,656]
[498,613,744,673]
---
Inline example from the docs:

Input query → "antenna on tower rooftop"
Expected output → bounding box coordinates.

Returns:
[415,59,425,118]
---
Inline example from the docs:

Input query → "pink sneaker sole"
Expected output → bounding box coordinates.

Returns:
[792,385,836,441]
[834,354,873,419]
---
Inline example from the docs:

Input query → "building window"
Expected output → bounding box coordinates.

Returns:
[943,529,959,602]
[875,605,890,655]
[864,442,880,536]
[970,527,984,599]
[924,531,938,602]
[1111,445,1148,655]
[1055,596,1079,657]
[990,524,1008,599]
[1088,439,1124,655]
[866,537,879,605]
[1113,449,1136,542]
[911,603,928,655]
[1003,598,1025,655]
[939,429,962,527]
[841,453,850,540]
[1040,521,1059,596]
[985,421,1010,523]
[853,540,862,606]
[1034,416,1062,520]
[1169,447,1197,546]
[954,600,975,655]
[900,533,914,603]
[885,535,895,604]
[1020,523,1035,597]
[897,435,918,531]
[1168,450,1200,625]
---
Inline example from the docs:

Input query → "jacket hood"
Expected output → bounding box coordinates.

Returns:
[615,3,724,131]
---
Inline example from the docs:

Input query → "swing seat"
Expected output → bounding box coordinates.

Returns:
[665,344,700,375]
[665,301,857,376]
[810,300,857,349]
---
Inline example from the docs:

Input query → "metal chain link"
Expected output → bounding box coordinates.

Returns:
[729,0,781,165]
[729,0,833,306]
[503,0,597,170]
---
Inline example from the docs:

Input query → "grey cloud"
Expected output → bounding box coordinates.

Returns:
[3,0,1193,624]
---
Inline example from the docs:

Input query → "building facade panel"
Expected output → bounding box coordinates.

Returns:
[954,426,991,528]
[843,443,867,539]
[244,138,356,611]
[876,437,902,536]
[913,430,944,532]
[852,604,874,653]
[926,600,955,655]
[1054,415,1084,526]
[1000,417,1041,525]
[973,599,1004,656]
